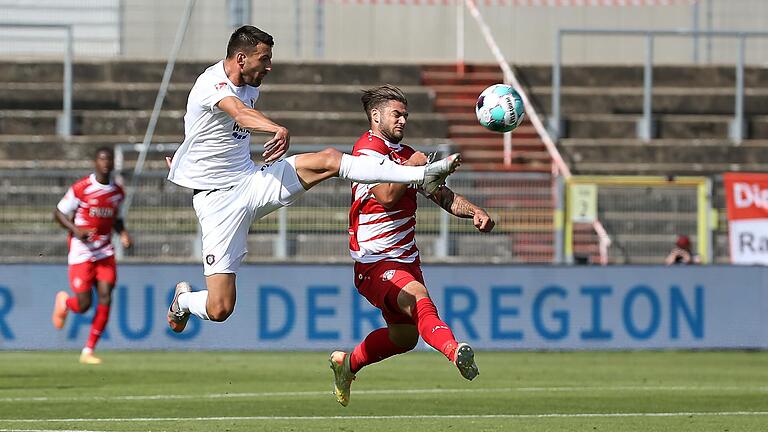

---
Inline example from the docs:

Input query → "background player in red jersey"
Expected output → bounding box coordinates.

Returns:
[51,147,132,365]
[329,85,496,406]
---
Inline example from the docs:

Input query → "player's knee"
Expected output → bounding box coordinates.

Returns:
[78,297,92,312]
[97,293,112,306]
[390,329,419,351]
[399,335,419,351]
[207,303,234,322]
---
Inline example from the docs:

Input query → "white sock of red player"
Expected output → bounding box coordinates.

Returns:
[338,154,424,184]
[179,291,210,320]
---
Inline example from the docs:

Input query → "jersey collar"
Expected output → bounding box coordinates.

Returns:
[90,173,113,189]
[368,130,402,151]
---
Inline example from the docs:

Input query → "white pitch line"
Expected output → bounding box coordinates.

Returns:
[0,430,138,432]
[1,412,768,423]
[0,385,765,403]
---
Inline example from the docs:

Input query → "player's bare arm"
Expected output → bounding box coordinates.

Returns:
[371,151,428,209]
[217,96,290,163]
[113,219,132,249]
[53,209,93,241]
[429,186,495,233]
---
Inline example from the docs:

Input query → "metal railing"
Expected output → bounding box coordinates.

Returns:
[551,28,768,144]
[0,167,555,264]
[0,23,73,137]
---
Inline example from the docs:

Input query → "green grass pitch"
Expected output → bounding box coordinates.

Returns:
[0,351,766,431]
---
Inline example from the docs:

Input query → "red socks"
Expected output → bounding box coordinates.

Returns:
[65,296,82,313]
[349,328,410,373]
[86,304,110,350]
[413,297,458,362]
[349,298,459,374]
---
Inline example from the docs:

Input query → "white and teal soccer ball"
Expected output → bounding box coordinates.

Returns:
[475,84,525,133]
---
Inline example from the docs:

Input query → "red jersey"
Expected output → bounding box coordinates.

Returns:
[349,131,420,264]
[56,174,125,265]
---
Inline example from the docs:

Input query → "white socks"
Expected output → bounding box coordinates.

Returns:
[338,154,425,184]
[178,290,210,320]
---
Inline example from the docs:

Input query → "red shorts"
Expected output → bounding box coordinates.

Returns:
[354,260,424,325]
[68,256,117,293]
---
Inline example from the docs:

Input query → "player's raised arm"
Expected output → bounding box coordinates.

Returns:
[217,96,290,162]
[428,186,495,233]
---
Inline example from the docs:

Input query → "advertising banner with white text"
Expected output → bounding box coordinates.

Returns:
[724,172,768,265]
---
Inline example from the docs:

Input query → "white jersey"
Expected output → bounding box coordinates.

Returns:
[167,60,260,190]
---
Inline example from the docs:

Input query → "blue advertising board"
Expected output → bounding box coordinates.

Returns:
[0,264,765,350]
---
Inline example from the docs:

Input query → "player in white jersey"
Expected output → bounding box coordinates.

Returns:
[166,26,461,332]
[329,85,495,407]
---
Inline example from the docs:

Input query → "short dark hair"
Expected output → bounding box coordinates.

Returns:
[94,146,113,159]
[226,25,274,58]
[361,84,408,122]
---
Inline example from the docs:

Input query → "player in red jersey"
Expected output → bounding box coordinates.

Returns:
[329,85,496,406]
[51,147,132,365]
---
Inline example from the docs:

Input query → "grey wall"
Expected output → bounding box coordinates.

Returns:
[125,0,768,65]
[1,0,767,65]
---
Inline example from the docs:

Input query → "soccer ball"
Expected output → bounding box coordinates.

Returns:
[475,84,525,133]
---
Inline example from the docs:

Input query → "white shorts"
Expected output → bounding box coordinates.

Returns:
[192,156,306,275]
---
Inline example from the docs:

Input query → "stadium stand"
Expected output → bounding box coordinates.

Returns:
[0,60,556,264]
[420,64,551,172]
[1,58,761,264]
[517,65,768,175]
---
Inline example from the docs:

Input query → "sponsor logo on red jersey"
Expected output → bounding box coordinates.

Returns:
[59,174,124,265]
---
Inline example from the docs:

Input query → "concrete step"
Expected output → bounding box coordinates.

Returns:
[0,61,424,86]
[568,161,768,176]
[515,65,768,88]
[559,138,768,165]
[531,86,768,116]
[424,64,768,88]
[0,83,436,112]
[429,84,494,100]
[448,123,538,138]
[422,70,504,87]
[463,161,552,173]
[0,110,449,138]
[563,113,768,140]
[462,149,551,164]
[450,136,545,151]
[441,112,538,133]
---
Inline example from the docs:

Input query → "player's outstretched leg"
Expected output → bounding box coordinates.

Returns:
[329,351,356,407]
[454,342,479,381]
[410,296,480,380]
[51,290,69,329]
[296,149,461,194]
[167,281,192,333]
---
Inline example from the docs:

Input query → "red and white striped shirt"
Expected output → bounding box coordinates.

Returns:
[56,174,125,265]
[349,131,420,264]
